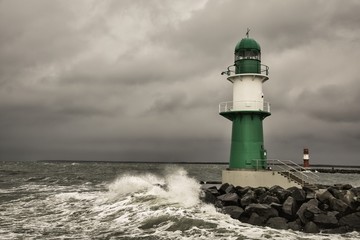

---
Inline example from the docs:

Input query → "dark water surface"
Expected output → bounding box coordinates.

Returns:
[0,161,359,239]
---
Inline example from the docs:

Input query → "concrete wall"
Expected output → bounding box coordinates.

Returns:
[222,170,301,189]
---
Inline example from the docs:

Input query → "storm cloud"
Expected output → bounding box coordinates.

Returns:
[1,0,360,165]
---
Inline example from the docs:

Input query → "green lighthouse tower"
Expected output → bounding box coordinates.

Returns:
[220,31,270,171]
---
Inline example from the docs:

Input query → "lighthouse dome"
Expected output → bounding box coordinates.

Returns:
[235,38,261,52]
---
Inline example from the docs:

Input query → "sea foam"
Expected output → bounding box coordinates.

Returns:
[107,167,201,207]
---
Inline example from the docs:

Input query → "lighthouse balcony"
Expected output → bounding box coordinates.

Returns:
[219,101,271,114]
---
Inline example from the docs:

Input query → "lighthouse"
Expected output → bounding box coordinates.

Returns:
[220,31,278,187]
[220,30,270,170]
[219,31,316,188]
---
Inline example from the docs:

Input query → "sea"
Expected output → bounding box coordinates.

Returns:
[1,161,360,240]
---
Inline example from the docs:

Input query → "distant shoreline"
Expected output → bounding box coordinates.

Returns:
[35,159,360,169]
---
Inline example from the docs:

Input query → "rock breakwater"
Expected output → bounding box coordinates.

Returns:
[202,183,360,233]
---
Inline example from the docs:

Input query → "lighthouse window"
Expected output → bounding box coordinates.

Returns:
[235,50,260,61]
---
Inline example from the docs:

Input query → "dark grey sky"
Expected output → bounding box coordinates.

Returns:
[1,0,360,165]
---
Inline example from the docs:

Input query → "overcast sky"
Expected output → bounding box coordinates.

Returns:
[1,0,360,165]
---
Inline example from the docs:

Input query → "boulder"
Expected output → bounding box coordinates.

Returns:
[240,190,257,207]
[217,193,239,206]
[313,212,338,227]
[304,221,320,233]
[202,190,218,204]
[282,196,297,217]
[245,203,279,220]
[266,217,288,230]
[303,204,321,220]
[350,187,360,197]
[248,212,266,226]
[328,186,342,199]
[290,188,306,203]
[339,212,360,230]
[219,183,230,194]
[317,190,335,204]
[214,200,224,209]
[260,194,280,205]
[288,219,302,231]
[275,189,291,203]
[329,198,349,213]
[224,184,236,194]
[269,203,283,213]
[254,187,268,197]
[319,203,330,211]
[321,226,350,234]
[303,186,316,200]
[269,185,290,203]
[223,206,244,220]
[341,184,353,190]
[236,186,251,197]
[205,187,220,197]
[269,185,284,193]
[296,199,319,224]
[339,190,356,209]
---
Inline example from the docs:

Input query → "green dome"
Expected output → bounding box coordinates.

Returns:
[235,38,261,52]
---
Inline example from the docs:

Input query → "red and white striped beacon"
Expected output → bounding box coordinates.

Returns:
[303,148,310,168]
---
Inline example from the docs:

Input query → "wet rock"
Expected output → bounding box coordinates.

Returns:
[289,187,306,203]
[224,184,236,194]
[288,219,302,231]
[259,194,280,205]
[282,196,297,216]
[350,187,360,197]
[202,190,218,204]
[269,185,284,193]
[214,200,224,209]
[341,184,353,190]
[248,212,266,226]
[254,187,267,197]
[217,193,239,206]
[304,221,320,233]
[206,186,220,196]
[304,204,321,220]
[240,190,257,207]
[236,186,251,197]
[313,212,338,227]
[268,185,291,204]
[319,203,330,211]
[223,206,244,220]
[317,190,335,204]
[329,198,349,213]
[303,186,316,200]
[339,190,356,209]
[328,187,342,199]
[322,226,350,234]
[339,212,360,230]
[266,217,288,230]
[296,199,319,224]
[219,183,230,195]
[245,203,278,220]
[269,203,283,213]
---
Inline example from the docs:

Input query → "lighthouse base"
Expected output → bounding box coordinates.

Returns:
[222,169,301,189]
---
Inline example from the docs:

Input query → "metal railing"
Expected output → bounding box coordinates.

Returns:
[267,159,320,186]
[221,64,269,76]
[261,64,269,75]
[219,101,270,113]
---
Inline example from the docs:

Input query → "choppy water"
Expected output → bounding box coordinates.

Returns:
[0,161,359,239]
